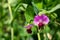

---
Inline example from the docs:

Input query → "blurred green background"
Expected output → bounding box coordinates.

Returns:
[0,0,60,40]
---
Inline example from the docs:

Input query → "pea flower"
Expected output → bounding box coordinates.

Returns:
[34,14,49,29]
[25,24,33,33]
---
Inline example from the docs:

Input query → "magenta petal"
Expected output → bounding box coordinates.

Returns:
[41,14,49,24]
[34,15,41,22]
[34,15,42,25]
[25,24,33,29]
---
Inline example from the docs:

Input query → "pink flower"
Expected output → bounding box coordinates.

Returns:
[34,14,49,28]
[25,24,33,33]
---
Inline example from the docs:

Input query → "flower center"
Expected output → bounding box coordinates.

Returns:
[27,29,32,33]
[38,22,44,29]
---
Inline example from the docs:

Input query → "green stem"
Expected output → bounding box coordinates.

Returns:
[46,33,48,40]
[7,0,13,40]
[11,28,14,40]
[37,32,41,40]
[7,0,13,24]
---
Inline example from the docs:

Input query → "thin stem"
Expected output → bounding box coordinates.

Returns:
[7,0,13,40]
[11,28,14,40]
[37,32,41,40]
[7,0,13,24]
[55,21,60,26]
[46,33,48,40]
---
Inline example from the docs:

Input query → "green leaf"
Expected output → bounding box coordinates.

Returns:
[35,2,43,10]
[32,26,37,34]
[32,2,39,14]
[44,25,50,33]
[48,4,60,13]
[24,6,34,22]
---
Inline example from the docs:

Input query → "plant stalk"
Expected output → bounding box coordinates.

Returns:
[37,32,41,40]
[7,0,14,40]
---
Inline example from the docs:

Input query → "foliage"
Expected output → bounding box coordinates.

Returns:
[0,0,60,40]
